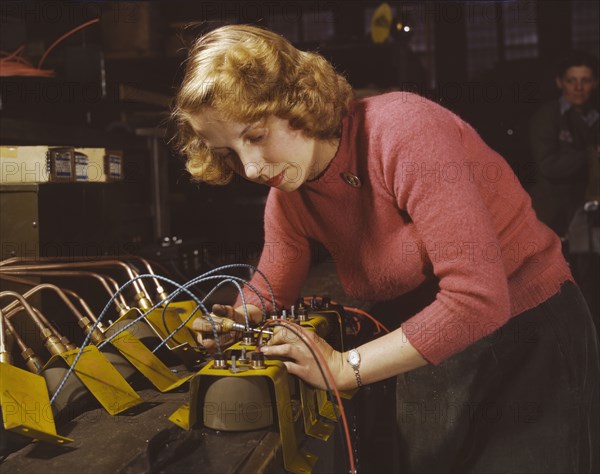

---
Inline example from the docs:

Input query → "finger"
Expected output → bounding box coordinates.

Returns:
[196,334,217,354]
[219,333,235,347]
[201,339,218,355]
[192,317,223,333]
[260,343,294,359]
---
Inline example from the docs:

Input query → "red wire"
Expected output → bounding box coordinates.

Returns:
[261,318,356,474]
[344,306,390,334]
[38,18,100,69]
[302,295,390,334]
[1,19,100,78]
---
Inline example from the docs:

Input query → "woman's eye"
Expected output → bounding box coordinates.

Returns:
[247,135,264,144]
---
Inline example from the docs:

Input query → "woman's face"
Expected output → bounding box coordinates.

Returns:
[189,108,331,191]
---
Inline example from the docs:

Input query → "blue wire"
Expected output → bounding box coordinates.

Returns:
[104,274,268,354]
[199,263,278,314]
[168,274,268,327]
[152,277,248,353]
[50,274,211,405]
[49,264,278,406]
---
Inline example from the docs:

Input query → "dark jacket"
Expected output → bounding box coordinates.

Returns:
[529,99,599,236]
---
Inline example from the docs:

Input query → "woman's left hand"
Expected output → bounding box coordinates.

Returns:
[259,324,347,390]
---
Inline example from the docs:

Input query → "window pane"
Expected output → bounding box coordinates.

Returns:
[502,0,538,61]
[466,1,499,80]
[572,0,599,57]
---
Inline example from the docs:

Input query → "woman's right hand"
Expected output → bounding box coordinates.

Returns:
[192,304,237,353]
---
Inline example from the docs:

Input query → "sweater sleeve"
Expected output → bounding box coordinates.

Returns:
[237,190,312,315]
[529,103,588,181]
[380,99,511,364]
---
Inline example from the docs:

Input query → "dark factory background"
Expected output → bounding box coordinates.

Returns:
[1,0,599,278]
[0,2,599,472]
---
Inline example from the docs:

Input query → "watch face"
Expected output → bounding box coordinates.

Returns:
[348,349,360,366]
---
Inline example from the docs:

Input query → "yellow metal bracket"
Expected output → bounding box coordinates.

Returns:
[166,300,200,332]
[43,345,143,415]
[0,362,73,445]
[169,358,317,474]
[113,307,204,369]
[299,313,355,420]
[107,329,192,392]
[298,380,334,441]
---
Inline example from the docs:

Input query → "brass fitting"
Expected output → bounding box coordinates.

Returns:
[21,348,43,374]
[42,328,67,356]
[135,292,152,311]
[59,336,77,352]
[78,316,106,345]
[0,349,12,365]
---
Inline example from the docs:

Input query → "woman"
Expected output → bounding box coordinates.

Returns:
[173,25,598,473]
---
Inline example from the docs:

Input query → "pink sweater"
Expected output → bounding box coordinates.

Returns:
[242,92,573,364]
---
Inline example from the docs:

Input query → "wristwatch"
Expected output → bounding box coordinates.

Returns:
[347,348,362,388]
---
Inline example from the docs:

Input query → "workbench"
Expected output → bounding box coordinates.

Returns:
[1,381,343,474]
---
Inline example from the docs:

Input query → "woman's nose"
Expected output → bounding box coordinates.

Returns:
[238,150,263,180]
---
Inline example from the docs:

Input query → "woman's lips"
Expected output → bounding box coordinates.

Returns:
[265,172,285,187]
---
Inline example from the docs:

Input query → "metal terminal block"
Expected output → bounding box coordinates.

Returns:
[297,307,308,322]
[242,330,254,346]
[213,353,228,369]
[250,351,266,369]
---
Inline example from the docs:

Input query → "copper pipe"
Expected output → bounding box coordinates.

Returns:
[1,280,106,345]
[0,260,150,302]
[0,280,86,323]
[0,269,129,309]
[31,307,77,351]
[0,308,11,364]
[30,307,62,339]
[0,273,99,319]
[0,273,101,325]
[125,256,167,300]
[0,256,21,267]
[2,311,26,351]
[1,311,44,373]
[6,305,76,353]
[0,291,47,333]
[0,291,68,356]
[0,255,159,305]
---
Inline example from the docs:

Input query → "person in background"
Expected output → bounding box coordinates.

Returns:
[528,50,598,236]
[173,25,599,473]
[529,50,599,330]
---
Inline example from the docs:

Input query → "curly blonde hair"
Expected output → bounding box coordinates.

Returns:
[172,25,354,184]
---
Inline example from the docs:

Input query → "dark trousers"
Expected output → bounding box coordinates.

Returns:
[395,281,599,474]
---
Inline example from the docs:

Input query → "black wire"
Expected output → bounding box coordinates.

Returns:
[267,322,353,474]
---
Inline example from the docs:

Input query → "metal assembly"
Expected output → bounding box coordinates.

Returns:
[213,353,228,369]
[250,350,266,369]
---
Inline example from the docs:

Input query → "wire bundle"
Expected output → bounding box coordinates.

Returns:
[0,46,54,77]
[0,18,99,78]
[28,262,388,474]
